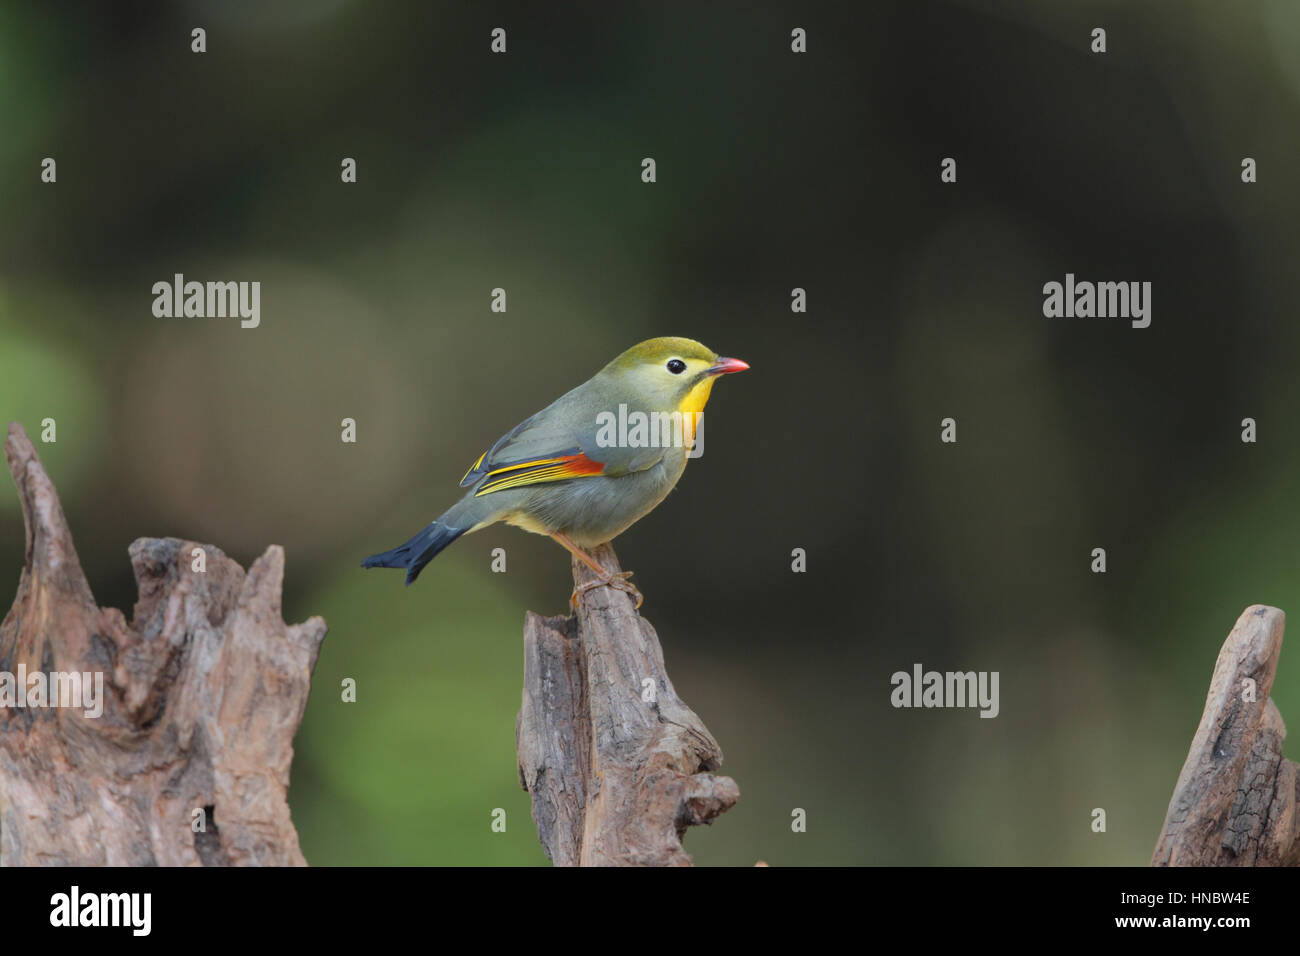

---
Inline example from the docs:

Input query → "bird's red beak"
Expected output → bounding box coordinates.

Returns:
[707,356,750,376]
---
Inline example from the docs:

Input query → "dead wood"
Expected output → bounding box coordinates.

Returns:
[516,542,739,866]
[0,422,325,865]
[1152,604,1300,866]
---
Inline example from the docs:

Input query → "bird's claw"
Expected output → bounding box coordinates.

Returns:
[570,570,643,609]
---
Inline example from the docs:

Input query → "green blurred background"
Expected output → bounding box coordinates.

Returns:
[4,0,1300,865]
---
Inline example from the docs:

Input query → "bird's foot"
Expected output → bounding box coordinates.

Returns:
[570,570,643,609]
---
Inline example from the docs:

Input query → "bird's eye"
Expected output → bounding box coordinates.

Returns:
[666,359,686,374]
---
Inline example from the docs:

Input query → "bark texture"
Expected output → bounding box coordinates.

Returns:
[0,422,326,865]
[1152,604,1300,866]
[516,543,739,866]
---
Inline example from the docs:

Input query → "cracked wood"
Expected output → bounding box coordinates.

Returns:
[0,422,325,866]
[516,542,739,866]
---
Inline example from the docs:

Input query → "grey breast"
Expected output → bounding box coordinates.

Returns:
[522,445,690,546]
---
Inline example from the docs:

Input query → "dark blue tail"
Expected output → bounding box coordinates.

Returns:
[361,520,466,585]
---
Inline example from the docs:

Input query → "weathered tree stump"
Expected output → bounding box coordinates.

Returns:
[0,422,326,865]
[1152,604,1300,866]
[516,543,739,866]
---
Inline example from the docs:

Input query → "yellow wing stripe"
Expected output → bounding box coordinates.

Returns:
[472,454,604,497]
[484,456,569,477]
[478,467,566,495]
[460,451,488,485]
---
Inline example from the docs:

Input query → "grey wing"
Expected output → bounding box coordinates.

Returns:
[458,383,665,489]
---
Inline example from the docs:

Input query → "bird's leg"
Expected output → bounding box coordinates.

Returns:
[549,531,643,609]
[572,570,641,608]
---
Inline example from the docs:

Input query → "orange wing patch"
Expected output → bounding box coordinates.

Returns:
[473,452,605,497]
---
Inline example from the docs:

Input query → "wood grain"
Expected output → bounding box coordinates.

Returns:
[1152,604,1300,866]
[0,422,325,865]
[517,542,739,865]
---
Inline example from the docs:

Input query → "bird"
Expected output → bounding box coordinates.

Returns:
[361,336,749,607]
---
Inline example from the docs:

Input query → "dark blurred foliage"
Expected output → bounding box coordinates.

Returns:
[4,0,1300,864]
